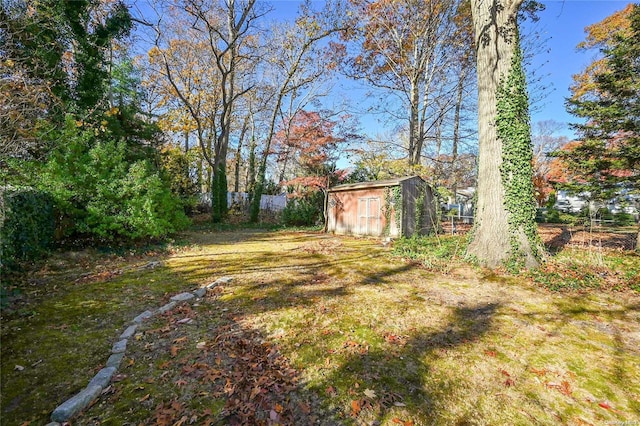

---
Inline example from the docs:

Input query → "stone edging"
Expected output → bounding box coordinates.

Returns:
[46,276,233,425]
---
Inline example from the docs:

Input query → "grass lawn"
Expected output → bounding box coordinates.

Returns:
[1,226,639,425]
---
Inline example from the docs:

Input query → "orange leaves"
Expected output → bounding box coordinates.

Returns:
[326,386,338,397]
[392,418,414,426]
[151,401,185,426]
[544,380,572,396]
[530,367,547,377]
[170,346,179,357]
[579,4,634,50]
[558,380,572,396]
[572,5,633,101]
[500,369,515,387]
[350,399,362,417]
[384,332,407,346]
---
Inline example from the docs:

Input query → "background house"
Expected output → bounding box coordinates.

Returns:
[326,176,436,238]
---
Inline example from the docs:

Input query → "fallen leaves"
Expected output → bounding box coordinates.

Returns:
[363,388,377,398]
[598,401,612,409]
[484,349,497,357]
[326,386,337,397]
[350,399,362,417]
[384,332,408,346]
[74,268,123,284]
[392,418,414,426]
[500,369,515,386]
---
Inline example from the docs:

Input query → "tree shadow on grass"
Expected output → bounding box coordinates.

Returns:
[308,303,500,424]
[518,296,640,418]
[546,225,573,254]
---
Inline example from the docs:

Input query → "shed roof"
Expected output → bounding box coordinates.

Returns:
[328,175,424,193]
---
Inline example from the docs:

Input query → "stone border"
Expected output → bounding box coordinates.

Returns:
[47,276,233,424]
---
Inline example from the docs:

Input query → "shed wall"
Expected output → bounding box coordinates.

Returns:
[400,177,437,236]
[327,187,399,237]
[401,178,436,237]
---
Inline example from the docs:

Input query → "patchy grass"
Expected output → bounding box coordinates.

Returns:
[392,235,467,273]
[2,228,639,425]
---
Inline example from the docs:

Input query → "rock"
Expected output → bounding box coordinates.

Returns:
[194,287,207,298]
[106,352,125,369]
[50,385,102,422]
[207,276,233,288]
[120,324,138,339]
[45,423,61,426]
[157,301,177,313]
[88,367,116,389]
[170,292,195,302]
[111,339,127,354]
[132,310,153,324]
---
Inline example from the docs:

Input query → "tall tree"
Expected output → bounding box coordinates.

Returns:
[248,0,346,222]
[150,0,264,222]
[1,0,132,160]
[344,0,464,166]
[559,4,640,249]
[569,4,634,102]
[466,0,544,269]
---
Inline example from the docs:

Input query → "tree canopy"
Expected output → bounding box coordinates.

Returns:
[556,4,639,200]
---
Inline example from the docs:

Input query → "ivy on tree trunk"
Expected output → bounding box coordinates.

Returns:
[466,0,543,270]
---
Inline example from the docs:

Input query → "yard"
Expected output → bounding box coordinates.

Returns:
[1,225,639,425]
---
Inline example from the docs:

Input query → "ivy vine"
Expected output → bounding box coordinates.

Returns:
[383,188,393,237]
[496,37,543,269]
[383,186,404,237]
[414,183,428,232]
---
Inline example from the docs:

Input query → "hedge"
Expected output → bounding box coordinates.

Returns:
[1,187,55,272]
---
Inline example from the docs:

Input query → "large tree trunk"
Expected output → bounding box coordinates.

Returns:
[467,0,540,269]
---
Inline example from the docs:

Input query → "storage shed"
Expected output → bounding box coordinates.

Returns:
[326,176,436,238]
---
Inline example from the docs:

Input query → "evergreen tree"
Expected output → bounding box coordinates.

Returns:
[558,4,640,248]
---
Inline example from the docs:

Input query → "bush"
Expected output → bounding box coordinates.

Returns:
[537,208,581,225]
[613,212,636,226]
[40,118,190,241]
[280,197,322,226]
[0,187,55,272]
[159,146,199,213]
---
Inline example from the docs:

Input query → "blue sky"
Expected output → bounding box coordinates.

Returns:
[525,1,632,138]
[136,0,631,142]
[266,1,632,140]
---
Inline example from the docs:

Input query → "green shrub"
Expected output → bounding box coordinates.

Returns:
[0,187,55,271]
[546,208,560,223]
[40,117,190,241]
[392,235,465,271]
[280,197,322,226]
[613,212,636,226]
[159,146,199,213]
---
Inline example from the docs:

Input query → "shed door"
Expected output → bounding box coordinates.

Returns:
[358,197,381,235]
